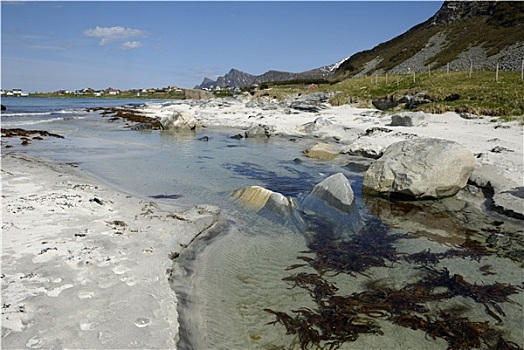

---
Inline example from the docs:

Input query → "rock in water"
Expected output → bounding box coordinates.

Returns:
[363,138,475,199]
[245,124,270,138]
[303,142,340,160]
[309,173,354,212]
[232,186,295,217]
[231,186,305,230]
[160,111,198,131]
[1,105,6,111]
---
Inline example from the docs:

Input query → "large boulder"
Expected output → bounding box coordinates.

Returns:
[303,142,340,161]
[309,173,355,212]
[160,111,198,131]
[363,138,475,199]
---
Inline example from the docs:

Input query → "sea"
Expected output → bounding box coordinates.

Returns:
[2,97,523,349]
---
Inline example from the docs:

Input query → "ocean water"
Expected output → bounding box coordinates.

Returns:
[2,97,522,349]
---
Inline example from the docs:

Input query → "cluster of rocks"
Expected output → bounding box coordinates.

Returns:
[371,92,434,111]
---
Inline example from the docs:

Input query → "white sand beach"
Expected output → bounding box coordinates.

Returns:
[1,95,523,349]
[1,153,219,348]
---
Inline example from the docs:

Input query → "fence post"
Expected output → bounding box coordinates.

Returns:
[469,59,473,78]
[521,59,523,82]
[447,63,450,76]
[413,71,416,83]
[386,73,388,85]
[496,63,499,82]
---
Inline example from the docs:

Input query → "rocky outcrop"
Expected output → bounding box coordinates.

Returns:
[363,138,475,199]
[160,111,198,131]
[334,1,524,78]
[470,164,524,220]
[309,173,355,212]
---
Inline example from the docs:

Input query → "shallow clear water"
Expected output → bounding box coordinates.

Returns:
[2,98,522,350]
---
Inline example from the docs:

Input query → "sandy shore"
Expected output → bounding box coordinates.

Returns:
[1,96,522,348]
[1,153,219,349]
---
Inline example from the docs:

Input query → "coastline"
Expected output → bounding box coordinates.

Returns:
[138,96,523,218]
[2,96,523,348]
[1,152,219,348]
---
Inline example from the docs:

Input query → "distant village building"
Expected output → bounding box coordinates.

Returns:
[107,88,120,95]
[306,84,319,91]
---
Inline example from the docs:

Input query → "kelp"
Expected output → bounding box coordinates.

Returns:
[265,219,523,350]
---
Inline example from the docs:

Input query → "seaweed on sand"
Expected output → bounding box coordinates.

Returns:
[299,219,409,276]
[265,218,523,350]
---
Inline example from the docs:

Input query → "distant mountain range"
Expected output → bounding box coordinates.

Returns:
[198,1,524,89]
[198,59,346,89]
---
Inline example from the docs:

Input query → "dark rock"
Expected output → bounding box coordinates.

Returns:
[459,112,482,120]
[131,123,153,131]
[1,105,6,111]
[230,134,243,140]
[444,93,460,102]
[372,97,398,111]
[390,112,426,127]
[198,136,209,142]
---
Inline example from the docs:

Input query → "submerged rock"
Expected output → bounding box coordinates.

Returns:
[232,186,304,230]
[309,173,355,212]
[363,138,475,199]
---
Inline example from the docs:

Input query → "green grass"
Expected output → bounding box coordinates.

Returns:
[321,70,524,119]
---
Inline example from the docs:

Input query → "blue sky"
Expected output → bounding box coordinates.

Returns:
[1,1,443,92]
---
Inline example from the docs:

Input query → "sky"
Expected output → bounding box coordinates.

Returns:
[1,1,443,92]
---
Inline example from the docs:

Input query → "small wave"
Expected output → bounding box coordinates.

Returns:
[1,116,85,127]
[1,108,88,117]
[1,111,54,117]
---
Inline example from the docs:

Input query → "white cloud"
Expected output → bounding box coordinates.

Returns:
[121,41,142,51]
[84,26,145,46]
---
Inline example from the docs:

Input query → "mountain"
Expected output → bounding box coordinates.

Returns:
[198,1,524,89]
[198,62,342,89]
[333,1,524,79]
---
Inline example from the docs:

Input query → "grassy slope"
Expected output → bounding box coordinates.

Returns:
[322,70,524,119]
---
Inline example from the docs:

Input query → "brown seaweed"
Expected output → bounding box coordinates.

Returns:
[265,216,523,350]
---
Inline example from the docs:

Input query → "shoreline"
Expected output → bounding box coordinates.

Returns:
[2,97,523,348]
[136,96,523,218]
[1,152,220,349]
